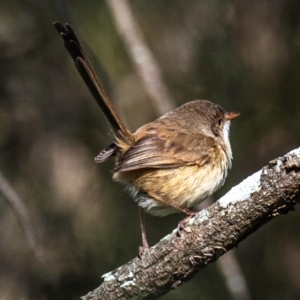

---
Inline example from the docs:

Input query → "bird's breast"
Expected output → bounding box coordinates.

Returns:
[114,147,231,216]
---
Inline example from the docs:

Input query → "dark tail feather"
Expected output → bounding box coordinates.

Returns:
[53,22,132,140]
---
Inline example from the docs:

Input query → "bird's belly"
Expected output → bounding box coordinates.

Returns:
[115,163,228,216]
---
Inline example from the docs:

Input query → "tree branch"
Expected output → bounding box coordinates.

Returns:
[82,147,300,300]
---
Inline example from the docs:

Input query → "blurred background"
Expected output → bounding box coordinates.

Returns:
[1,0,300,299]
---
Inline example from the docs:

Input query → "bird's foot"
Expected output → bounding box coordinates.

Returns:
[177,209,197,237]
[138,242,149,258]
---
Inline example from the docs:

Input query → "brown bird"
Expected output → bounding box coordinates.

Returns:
[54,22,239,252]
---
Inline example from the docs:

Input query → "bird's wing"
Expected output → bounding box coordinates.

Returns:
[114,126,217,172]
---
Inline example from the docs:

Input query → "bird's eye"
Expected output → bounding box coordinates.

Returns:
[217,118,223,127]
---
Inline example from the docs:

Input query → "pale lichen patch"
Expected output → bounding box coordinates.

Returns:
[218,170,262,208]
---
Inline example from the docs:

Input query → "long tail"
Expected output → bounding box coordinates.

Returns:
[53,22,132,141]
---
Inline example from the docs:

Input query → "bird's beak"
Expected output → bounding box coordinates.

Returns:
[225,111,240,121]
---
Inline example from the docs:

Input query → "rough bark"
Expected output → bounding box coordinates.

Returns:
[82,147,300,300]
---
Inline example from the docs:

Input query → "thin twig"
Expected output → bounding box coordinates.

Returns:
[218,251,252,300]
[106,0,175,114]
[0,171,42,258]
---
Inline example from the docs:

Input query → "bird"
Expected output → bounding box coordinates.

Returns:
[53,22,239,252]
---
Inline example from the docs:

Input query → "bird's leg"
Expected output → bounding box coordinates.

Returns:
[138,207,149,256]
[146,190,197,235]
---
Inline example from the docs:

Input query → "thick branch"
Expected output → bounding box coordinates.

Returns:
[82,148,300,300]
